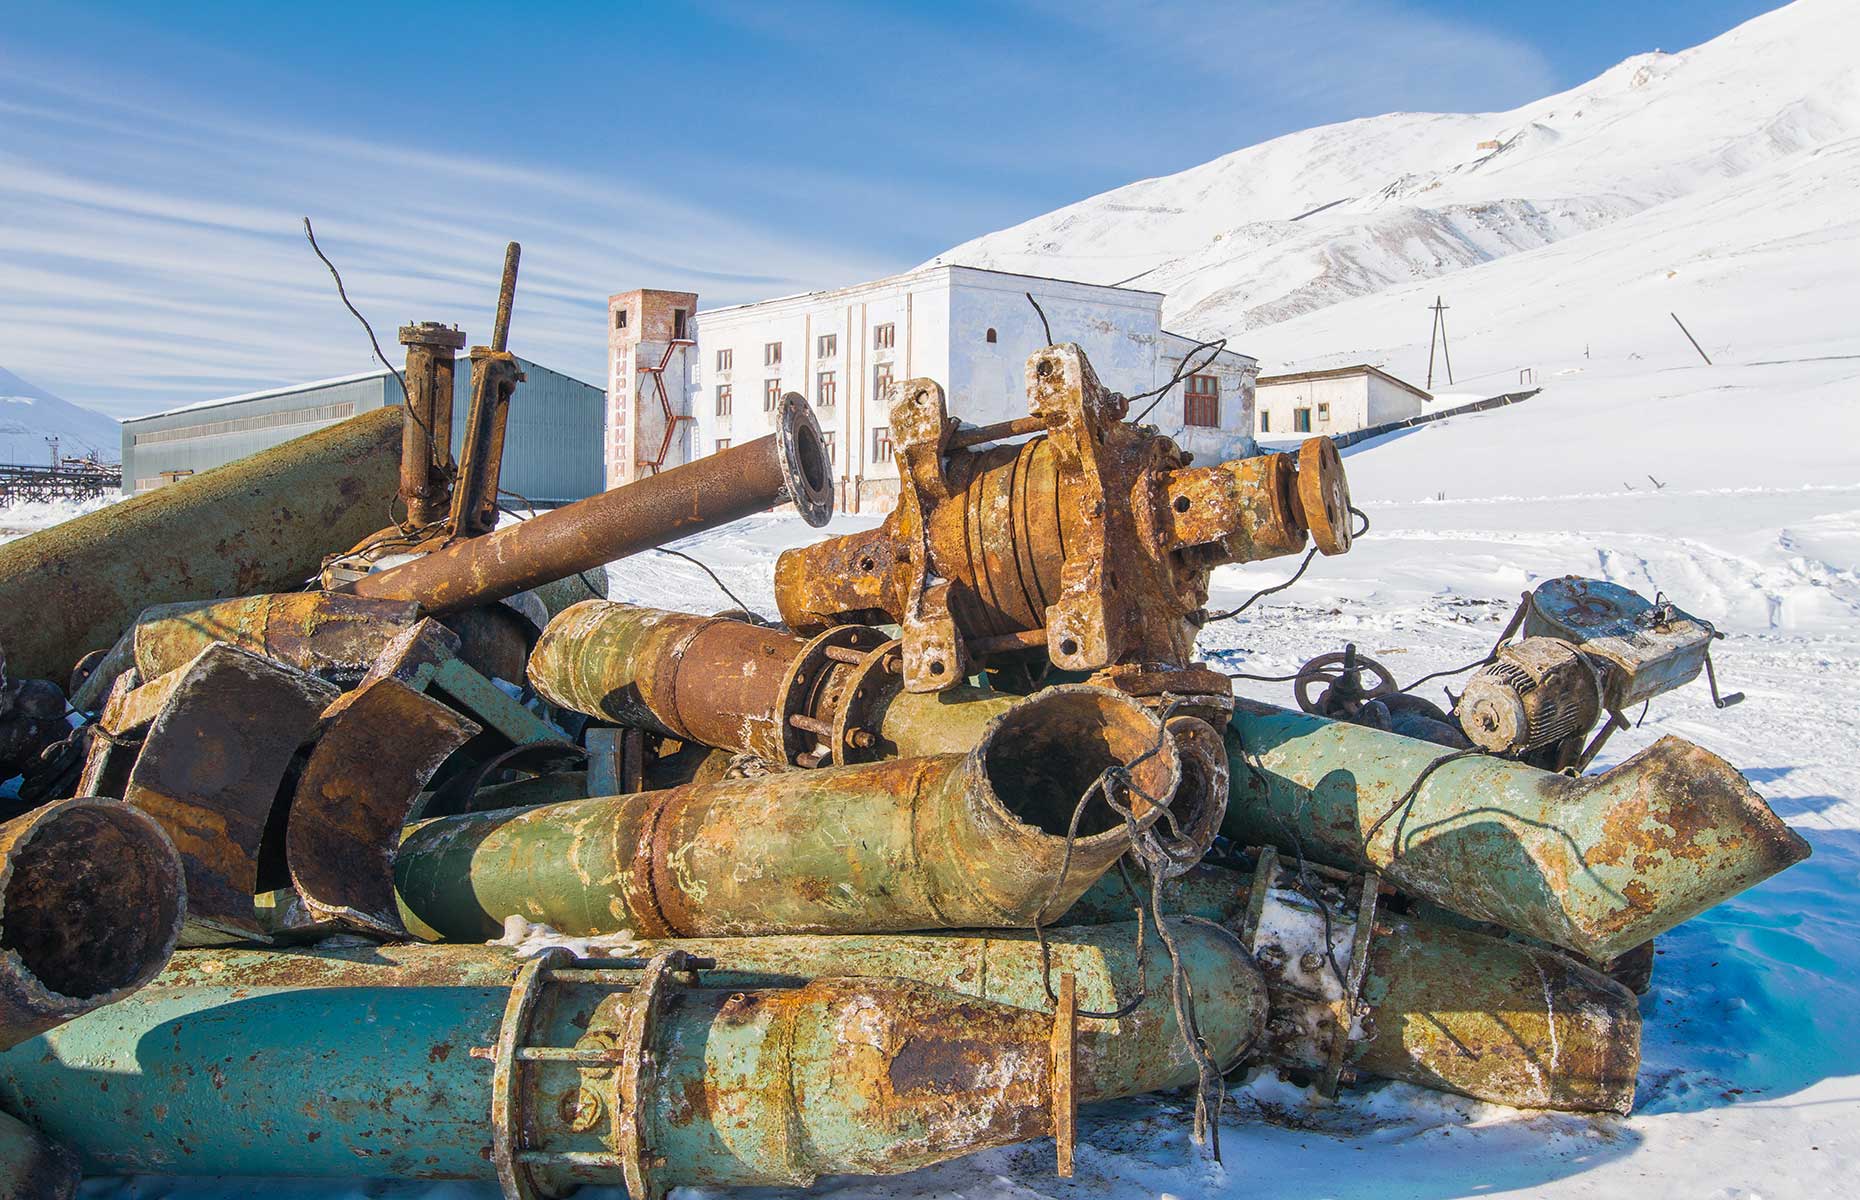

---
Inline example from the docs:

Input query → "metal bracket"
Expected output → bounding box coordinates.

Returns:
[1318,872,1380,1098]
[1049,972,1078,1178]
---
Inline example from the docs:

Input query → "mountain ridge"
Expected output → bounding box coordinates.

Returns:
[928,1,1859,353]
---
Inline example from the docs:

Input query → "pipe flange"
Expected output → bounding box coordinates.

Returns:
[774,393,835,528]
[777,624,888,766]
[1296,437,1352,556]
[830,638,907,766]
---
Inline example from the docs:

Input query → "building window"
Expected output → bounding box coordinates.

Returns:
[614,309,628,330]
[817,333,837,358]
[816,371,837,407]
[715,384,732,417]
[1260,411,1270,433]
[822,430,837,465]
[1317,402,1330,424]
[764,379,782,410]
[673,308,689,340]
[1184,374,1219,427]
[716,348,732,371]
[873,363,893,399]
[764,341,782,367]
[985,327,997,344]
[715,438,731,452]
[872,426,893,463]
[874,323,895,350]
[1294,407,1313,433]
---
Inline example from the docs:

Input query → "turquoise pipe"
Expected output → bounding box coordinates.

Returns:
[0,921,1260,1191]
[1223,699,1809,960]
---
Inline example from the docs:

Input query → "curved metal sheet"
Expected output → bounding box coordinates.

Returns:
[286,676,478,937]
[123,642,338,944]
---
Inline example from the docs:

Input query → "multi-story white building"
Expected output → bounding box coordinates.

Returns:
[605,265,1258,510]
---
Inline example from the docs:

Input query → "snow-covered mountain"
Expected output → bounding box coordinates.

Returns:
[0,367,122,464]
[929,0,1860,359]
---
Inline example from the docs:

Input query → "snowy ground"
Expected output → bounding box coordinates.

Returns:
[51,341,1857,1200]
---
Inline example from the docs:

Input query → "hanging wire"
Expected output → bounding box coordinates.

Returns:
[1131,336,1227,424]
[1025,292,1054,344]
[652,548,762,618]
[1202,506,1369,624]
[1023,699,1229,1159]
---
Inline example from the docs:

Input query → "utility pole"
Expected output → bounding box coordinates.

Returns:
[1426,296,1454,390]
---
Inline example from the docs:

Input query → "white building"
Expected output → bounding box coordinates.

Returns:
[1253,364,1430,438]
[607,265,1258,510]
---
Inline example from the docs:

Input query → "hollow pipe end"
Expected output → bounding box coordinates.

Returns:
[0,797,185,1024]
[775,394,836,528]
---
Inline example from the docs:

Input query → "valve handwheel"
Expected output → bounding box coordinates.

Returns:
[1294,648,1397,717]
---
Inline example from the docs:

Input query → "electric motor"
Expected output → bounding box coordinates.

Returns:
[1454,637,1602,755]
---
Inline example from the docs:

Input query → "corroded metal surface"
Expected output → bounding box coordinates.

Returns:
[397,320,467,527]
[529,600,1015,768]
[1224,700,1810,959]
[0,798,184,1050]
[0,1109,79,1199]
[1060,859,1639,1111]
[126,591,423,688]
[0,926,1260,1189]
[347,395,833,616]
[0,405,402,685]
[285,676,479,937]
[122,643,339,944]
[397,686,1177,940]
[772,344,1346,693]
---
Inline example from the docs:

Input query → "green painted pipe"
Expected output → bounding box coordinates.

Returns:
[396,685,1178,940]
[0,923,1259,1190]
[0,406,403,686]
[1060,861,1640,1112]
[0,797,185,1050]
[1224,699,1809,960]
[0,1109,78,1199]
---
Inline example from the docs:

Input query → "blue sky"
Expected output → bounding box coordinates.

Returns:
[0,0,1781,417]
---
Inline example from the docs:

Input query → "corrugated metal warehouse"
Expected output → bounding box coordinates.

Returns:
[119,358,605,503]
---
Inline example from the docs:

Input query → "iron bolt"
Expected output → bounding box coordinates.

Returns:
[1299,952,1326,972]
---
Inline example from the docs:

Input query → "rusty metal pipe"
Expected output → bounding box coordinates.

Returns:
[1224,700,1811,961]
[0,932,1259,1191]
[395,685,1178,940]
[0,798,185,1050]
[1060,860,1640,1112]
[528,599,1016,767]
[397,321,466,526]
[0,406,403,686]
[0,1109,78,1199]
[349,394,833,616]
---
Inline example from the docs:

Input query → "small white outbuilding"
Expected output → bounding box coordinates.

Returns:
[1254,365,1431,437]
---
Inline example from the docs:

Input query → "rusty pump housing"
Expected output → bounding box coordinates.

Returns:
[773,344,1352,695]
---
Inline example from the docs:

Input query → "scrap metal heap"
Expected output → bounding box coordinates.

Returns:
[0,263,1810,1199]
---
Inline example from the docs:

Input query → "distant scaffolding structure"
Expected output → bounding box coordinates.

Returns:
[0,459,123,506]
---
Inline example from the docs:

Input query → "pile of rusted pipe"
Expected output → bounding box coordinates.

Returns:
[0,341,1810,1200]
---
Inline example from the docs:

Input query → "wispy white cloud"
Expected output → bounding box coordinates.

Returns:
[0,66,896,417]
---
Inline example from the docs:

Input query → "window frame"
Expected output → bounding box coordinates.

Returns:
[715,384,732,417]
[816,370,837,407]
[1294,407,1313,433]
[1184,373,1220,428]
[715,348,732,371]
[763,378,782,411]
[871,425,894,463]
[764,341,783,368]
[873,323,896,350]
[817,333,837,358]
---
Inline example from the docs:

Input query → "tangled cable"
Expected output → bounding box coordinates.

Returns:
[1025,698,1230,1161]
